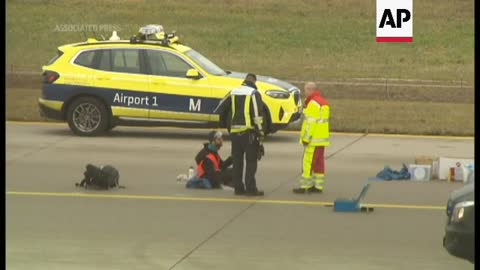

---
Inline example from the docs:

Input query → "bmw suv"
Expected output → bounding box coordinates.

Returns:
[39,25,302,136]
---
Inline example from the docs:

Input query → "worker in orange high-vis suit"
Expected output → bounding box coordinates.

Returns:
[293,82,330,194]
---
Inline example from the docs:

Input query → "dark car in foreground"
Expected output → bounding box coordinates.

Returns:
[443,171,475,264]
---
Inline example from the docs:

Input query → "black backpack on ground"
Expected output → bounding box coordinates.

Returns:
[75,164,124,189]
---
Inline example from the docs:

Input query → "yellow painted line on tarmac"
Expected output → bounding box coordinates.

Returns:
[6,191,445,210]
[361,203,444,210]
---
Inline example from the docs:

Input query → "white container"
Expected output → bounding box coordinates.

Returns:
[438,157,474,180]
[454,166,468,182]
[408,164,432,181]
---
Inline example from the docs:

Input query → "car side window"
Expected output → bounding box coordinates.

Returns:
[98,50,111,71]
[145,50,168,76]
[74,50,96,68]
[146,50,193,78]
[112,49,141,74]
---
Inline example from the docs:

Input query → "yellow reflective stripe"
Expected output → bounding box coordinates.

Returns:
[303,123,312,141]
[253,116,263,125]
[231,95,236,119]
[306,117,328,124]
[303,135,311,142]
[306,118,329,123]
[314,177,325,184]
[251,93,263,131]
[310,138,329,143]
[244,95,252,129]
[300,177,314,188]
[231,125,250,129]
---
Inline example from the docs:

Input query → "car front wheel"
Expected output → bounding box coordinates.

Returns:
[66,97,109,136]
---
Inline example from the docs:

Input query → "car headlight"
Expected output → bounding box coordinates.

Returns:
[288,87,302,106]
[451,201,474,222]
[266,90,290,99]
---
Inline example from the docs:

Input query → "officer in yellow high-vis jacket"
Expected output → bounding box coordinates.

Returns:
[293,82,330,194]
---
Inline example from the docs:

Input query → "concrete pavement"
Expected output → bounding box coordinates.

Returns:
[6,122,474,269]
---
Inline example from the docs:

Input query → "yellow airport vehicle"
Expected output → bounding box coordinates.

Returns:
[39,25,302,136]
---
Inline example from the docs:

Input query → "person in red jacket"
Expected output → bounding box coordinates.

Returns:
[293,82,331,194]
[186,130,233,189]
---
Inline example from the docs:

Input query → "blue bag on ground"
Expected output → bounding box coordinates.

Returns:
[376,164,411,180]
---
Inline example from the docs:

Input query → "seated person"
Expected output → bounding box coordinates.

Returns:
[186,130,233,189]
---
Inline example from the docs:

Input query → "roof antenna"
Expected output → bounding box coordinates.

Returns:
[109,30,120,41]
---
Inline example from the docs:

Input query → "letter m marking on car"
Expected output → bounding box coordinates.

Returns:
[189,98,201,112]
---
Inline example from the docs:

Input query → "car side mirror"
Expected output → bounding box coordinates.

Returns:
[186,69,201,80]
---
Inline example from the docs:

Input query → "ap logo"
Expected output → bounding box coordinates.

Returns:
[376,0,413,42]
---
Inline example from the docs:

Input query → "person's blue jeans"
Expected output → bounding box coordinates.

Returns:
[186,176,213,189]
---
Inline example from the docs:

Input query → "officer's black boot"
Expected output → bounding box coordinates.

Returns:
[245,190,264,196]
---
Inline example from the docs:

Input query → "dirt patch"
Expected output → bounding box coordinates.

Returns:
[6,87,474,136]
[7,73,42,90]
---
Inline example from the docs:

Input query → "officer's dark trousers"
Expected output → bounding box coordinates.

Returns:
[220,167,234,188]
[231,131,259,192]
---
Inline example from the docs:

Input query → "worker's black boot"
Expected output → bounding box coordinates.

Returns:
[293,187,322,194]
[293,188,308,194]
[308,187,323,193]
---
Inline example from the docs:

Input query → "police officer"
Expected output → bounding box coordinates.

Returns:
[216,73,265,196]
[293,82,330,194]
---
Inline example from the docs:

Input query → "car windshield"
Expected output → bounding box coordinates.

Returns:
[184,49,227,76]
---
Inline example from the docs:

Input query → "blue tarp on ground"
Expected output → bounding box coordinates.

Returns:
[372,164,411,181]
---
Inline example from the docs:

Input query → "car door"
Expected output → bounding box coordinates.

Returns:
[92,48,150,119]
[145,49,215,122]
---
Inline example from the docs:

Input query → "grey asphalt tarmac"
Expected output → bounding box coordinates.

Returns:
[6,122,474,270]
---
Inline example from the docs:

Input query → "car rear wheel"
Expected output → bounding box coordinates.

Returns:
[66,97,109,136]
